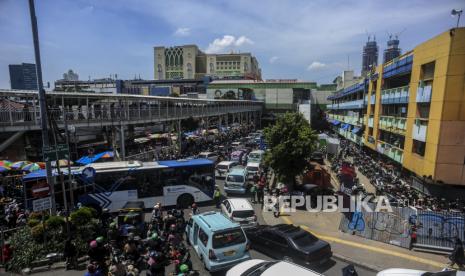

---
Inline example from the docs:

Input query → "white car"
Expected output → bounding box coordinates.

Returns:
[215,161,238,178]
[227,259,323,276]
[198,151,218,162]
[377,269,464,276]
[221,198,258,228]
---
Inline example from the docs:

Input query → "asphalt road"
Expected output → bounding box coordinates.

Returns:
[29,178,375,276]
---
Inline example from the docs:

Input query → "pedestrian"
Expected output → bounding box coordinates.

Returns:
[449,238,465,268]
[213,186,222,208]
[191,202,198,215]
[250,183,258,203]
[64,238,77,270]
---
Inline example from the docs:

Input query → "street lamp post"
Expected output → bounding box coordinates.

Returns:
[452,9,463,28]
[28,0,56,214]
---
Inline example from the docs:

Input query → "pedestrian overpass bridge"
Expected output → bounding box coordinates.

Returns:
[0,89,263,132]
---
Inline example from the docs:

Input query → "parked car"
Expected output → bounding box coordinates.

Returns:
[185,211,251,272]
[245,224,332,266]
[216,161,238,178]
[224,167,248,195]
[226,259,323,276]
[377,269,464,276]
[198,151,219,162]
[221,198,258,228]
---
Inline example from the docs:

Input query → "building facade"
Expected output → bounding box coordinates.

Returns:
[383,36,401,64]
[362,37,379,76]
[154,44,261,80]
[8,63,38,90]
[327,28,465,187]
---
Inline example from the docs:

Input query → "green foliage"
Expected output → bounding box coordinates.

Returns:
[8,226,65,272]
[27,218,40,228]
[181,116,199,131]
[31,224,45,240]
[264,112,317,187]
[9,227,45,272]
[70,207,96,226]
[45,215,65,229]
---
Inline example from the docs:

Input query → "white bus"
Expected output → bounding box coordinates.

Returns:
[77,158,215,212]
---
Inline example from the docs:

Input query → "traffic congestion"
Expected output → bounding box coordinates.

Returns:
[0,124,371,276]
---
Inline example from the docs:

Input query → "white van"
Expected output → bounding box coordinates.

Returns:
[224,167,248,195]
[198,152,219,162]
[246,162,261,180]
[216,161,238,178]
[221,198,258,228]
[247,150,265,164]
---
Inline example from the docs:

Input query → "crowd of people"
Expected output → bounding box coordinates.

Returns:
[59,203,195,276]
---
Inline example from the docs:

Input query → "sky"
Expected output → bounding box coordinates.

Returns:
[0,0,463,88]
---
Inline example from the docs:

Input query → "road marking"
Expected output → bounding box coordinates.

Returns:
[279,209,447,269]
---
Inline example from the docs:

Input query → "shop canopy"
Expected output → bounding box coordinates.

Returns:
[23,168,83,181]
[331,120,341,126]
[341,124,350,130]
[76,151,114,165]
[352,127,362,134]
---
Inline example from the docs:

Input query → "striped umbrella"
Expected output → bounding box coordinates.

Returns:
[0,166,10,173]
[10,161,31,170]
[22,163,41,172]
[0,160,12,167]
[36,162,46,169]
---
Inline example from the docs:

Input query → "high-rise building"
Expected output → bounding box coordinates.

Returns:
[8,63,38,90]
[361,36,379,75]
[63,69,79,81]
[154,44,261,80]
[383,35,401,63]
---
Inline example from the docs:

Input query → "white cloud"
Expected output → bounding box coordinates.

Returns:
[307,61,327,71]
[235,36,254,46]
[269,56,279,64]
[205,35,253,53]
[174,27,190,37]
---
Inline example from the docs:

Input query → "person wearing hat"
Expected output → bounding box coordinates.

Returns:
[177,263,190,276]
[213,185,222,208]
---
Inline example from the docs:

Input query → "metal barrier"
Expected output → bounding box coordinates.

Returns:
[339,204,465,252]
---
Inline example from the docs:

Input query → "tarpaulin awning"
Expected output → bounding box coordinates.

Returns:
[76,151,114,165]
[332,120,341,126]
[341,124,350,130]
[23,168,83,181]
[352,127,361,134]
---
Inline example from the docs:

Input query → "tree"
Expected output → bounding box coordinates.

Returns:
[264,112,317,188]
[181,116,199,131]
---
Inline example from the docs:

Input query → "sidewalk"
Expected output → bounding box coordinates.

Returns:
[262,209,450,272]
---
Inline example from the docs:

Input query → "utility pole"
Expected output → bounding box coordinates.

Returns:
[28,0,56,214]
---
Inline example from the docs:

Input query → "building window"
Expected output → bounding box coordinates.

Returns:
[412,139,426,156]
[187,63,193,79]
[157,64,163,79]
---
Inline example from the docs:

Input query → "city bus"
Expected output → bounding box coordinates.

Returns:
[78,158,215,212]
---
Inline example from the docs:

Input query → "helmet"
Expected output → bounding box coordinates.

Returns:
[151,233,158,240]
[87,264,96,273]
[96,236,104,244]
[149,251,158,258]
[109,222,116,228]
[170,224,176,229]
[179,264,189,273]
[89,240,97,248]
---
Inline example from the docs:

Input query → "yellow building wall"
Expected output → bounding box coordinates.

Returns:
[363,77,377,151]
[402,28,465,185]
